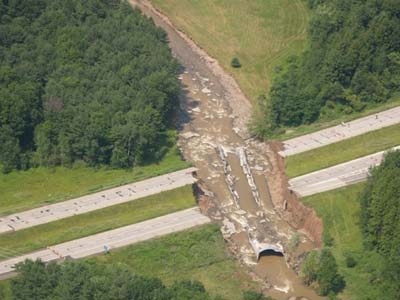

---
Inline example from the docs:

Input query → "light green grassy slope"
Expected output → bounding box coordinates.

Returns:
[151,0,309,103]
[0,185,195,260]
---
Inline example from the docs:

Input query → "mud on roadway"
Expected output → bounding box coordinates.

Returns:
[129,1,323,299]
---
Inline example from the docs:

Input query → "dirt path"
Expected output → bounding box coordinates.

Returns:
[129,1,323,299]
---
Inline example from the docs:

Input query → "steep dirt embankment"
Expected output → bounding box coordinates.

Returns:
[268,143,323,246]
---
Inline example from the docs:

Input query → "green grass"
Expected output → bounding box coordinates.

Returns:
[0,225,259,300]
[151,0,309,103]
[303,184,385,300]
[0,185,195,260]
[0,280,12,300]
[0,131,191,216]
[91,224,259,300]
[285,123,400,178]
[275,97,400,141]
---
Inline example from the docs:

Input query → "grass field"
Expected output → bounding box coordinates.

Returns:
[285,123,400,178]
[0,225,259,300]
[303,184,384,300]
[92,224,259,300]
[0,185,195,260]
[0,280,12,300]
[0,131,190,216]
[151,0,309,103]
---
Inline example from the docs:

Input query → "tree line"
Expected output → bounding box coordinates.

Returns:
[359,150,400,300]
[253,0,400,136]
[4,259,272,300]
[0,0,181,173]
[301,150,400,300]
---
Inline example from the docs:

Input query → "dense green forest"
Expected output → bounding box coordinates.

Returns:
[254,0,400,135]
[3,259,270,300]
[0,0,180,173]
[359,150,400,300]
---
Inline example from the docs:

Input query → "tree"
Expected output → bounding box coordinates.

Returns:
[258,0,400,136]
[301,250,319,285]
[359,150,400,300]
[0,0,180,171]
[316,249,345,296]
[10,260,220,300]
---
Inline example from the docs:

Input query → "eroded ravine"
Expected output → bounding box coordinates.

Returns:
[129,1,322,299]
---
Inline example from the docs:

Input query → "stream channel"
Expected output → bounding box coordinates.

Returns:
[130,1,323,299]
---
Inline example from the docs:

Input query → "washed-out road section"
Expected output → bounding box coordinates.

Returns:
[280,106,400,157]
[0,207,210,277]
[0,167,197,234]
[289,146,400,196]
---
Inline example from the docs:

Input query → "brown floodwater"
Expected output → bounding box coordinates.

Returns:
[227,153,258,213]
[130,1,325,299]
[256,255,324,300]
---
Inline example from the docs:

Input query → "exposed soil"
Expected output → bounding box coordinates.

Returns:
[129,1,323,299]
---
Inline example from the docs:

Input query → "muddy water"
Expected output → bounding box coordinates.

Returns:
[256,255,323,300]
[226,153,258,213]
[129,1,322,299]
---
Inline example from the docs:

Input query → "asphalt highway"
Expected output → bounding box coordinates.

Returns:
[0,167,197,234]
[0,207,210,277]
[289,146,400,196]
[280,106,400,157]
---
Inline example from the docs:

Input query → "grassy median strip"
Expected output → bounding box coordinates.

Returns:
[92,224,259,300]
[303,183,383,300]
[285,123,400,178]
[151,0,309,102]
[0,131,191,216]
[0,185,195,260]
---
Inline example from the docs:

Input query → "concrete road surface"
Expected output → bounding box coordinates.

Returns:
[289,146,400,196]
[0,207,210,277]
[280,106,400,157]
[0,168,197,234]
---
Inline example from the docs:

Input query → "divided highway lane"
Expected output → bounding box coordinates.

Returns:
[0,167,197,234]
[0,207,210,277]
[289,146,400,197]
[280,106,400,157]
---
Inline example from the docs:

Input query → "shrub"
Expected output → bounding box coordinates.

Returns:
[243,291,272,300]
[345,253,357,268]
[231,57,242,68]
[323,229,334,247]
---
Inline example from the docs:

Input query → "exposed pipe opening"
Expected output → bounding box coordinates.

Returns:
[258,249,284,260]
